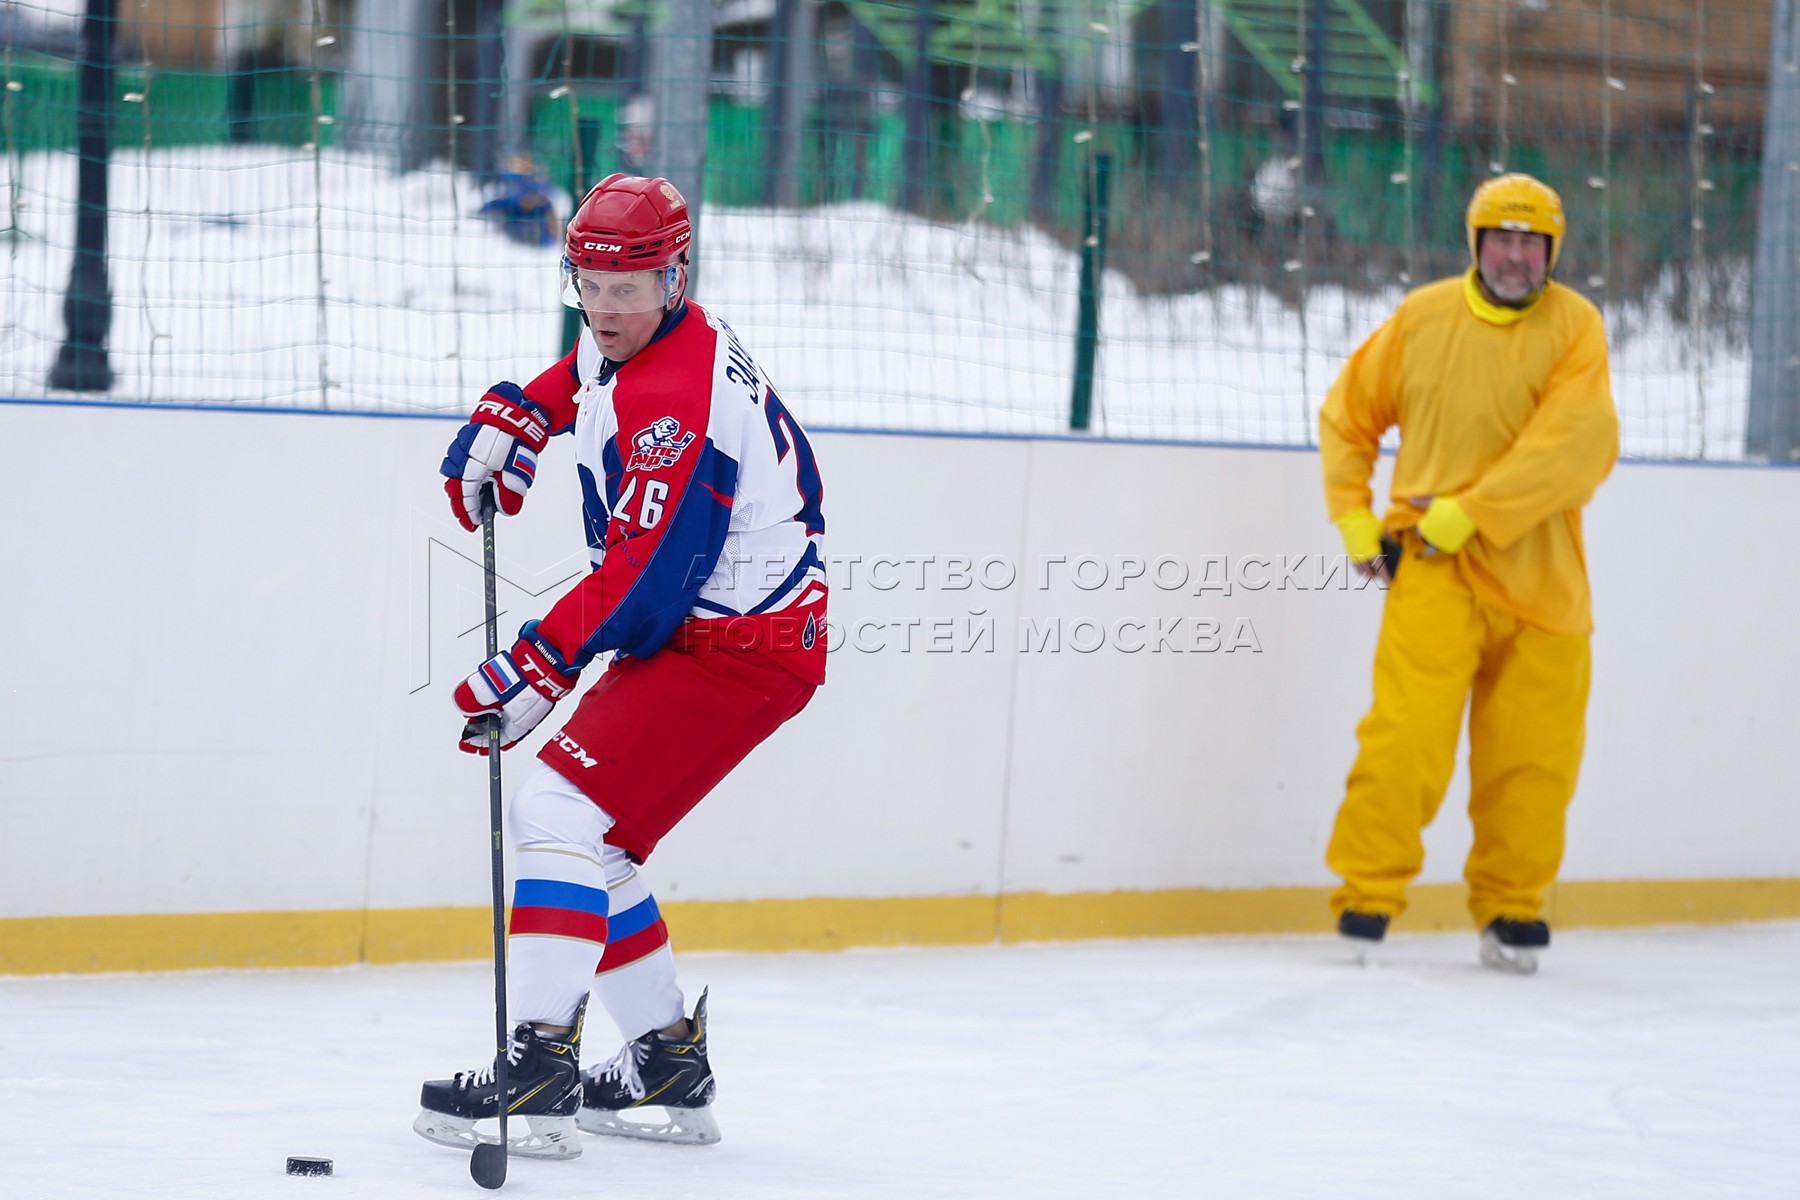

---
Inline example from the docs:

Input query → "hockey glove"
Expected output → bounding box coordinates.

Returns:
[441,382,553,532]
[1416,495,1478,554]
[1335,508,1396,581]
[1333,508,1385,564]
[453,620,580,754]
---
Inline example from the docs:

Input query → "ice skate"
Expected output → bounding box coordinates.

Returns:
[1338,909,1389,965]
[1480,917,1550,975]
[579,988,721,1146]
[414,1002,586,1159]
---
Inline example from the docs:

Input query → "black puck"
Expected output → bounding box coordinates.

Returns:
[286,1156,333,1177]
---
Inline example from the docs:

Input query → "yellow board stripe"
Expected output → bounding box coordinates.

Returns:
[3,878,1798,975]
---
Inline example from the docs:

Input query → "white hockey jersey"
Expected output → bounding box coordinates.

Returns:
[524,302,828,683]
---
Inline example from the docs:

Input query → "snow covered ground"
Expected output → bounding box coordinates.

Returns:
[0,147,1748,457]
[4,925,1798,1199]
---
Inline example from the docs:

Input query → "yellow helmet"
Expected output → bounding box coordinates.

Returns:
[1466,173,1565,271]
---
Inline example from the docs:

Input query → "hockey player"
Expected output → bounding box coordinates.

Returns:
[414,174,827,1158]
[1319,173,1618,974]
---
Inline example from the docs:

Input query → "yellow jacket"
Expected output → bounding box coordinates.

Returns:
[1320,272,1619,634]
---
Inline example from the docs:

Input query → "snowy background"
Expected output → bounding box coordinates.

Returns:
[0,146,1747,456]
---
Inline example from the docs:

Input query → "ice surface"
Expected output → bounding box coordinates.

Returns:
[4,926,1797,1198]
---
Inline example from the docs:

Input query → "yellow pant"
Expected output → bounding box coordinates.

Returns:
[1326,550,1591,928]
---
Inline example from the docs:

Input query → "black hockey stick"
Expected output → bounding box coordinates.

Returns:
[470,485,510,1191]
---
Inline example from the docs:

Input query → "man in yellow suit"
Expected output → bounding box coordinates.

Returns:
[1319,173,1619,973]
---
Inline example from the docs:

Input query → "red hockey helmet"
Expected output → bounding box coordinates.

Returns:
[565,173,692,272]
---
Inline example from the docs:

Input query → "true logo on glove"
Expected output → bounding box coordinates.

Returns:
[519,656,573,700]
[474,396,549,445]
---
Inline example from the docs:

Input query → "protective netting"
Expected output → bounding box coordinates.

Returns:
[0,0,1790,457]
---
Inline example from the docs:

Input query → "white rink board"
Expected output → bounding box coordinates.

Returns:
[2,400,1797,919]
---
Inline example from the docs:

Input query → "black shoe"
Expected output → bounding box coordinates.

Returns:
[1481,918,1550,975]
[1485,917,1551,948]
[1338,909,1390,942]
[579,988,721,1145]
[413,1002,585,1159]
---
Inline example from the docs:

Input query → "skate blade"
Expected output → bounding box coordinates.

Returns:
[412,1109,583,1159]
[1341,935,1381,968]
[1479,932,1540,975]
[578,1103,721,1146]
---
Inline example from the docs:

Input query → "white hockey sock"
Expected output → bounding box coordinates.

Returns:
[505,764,616,1027]
[596,944,684,1042]
[594,849,685,1041]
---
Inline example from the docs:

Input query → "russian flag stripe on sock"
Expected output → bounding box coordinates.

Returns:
[511,906,610,942]
[509,878,610,942]
[606,894,661,939]
[513,878,609,915]
[603,917,669,968]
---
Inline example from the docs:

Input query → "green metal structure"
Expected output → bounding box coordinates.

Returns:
[840,0,1429,109]
[1217,0,1435,107]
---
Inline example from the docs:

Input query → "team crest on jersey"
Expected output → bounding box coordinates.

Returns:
[627,416,696,471]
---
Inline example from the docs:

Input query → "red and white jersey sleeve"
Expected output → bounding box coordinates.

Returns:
[533,303,828,683]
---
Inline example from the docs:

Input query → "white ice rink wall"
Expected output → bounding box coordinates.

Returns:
[3,399,1798,973]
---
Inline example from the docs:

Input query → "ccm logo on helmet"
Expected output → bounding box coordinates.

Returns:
[581,240,624,253]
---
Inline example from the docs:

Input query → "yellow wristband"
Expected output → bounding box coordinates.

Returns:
[1333,508,1384,562]
[1417,496,1478,553]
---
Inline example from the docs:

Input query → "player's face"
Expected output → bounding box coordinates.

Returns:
[576,266,677,360]
[587,303,666,361]
[574,267,669,314]
[1477,229,1549,304]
